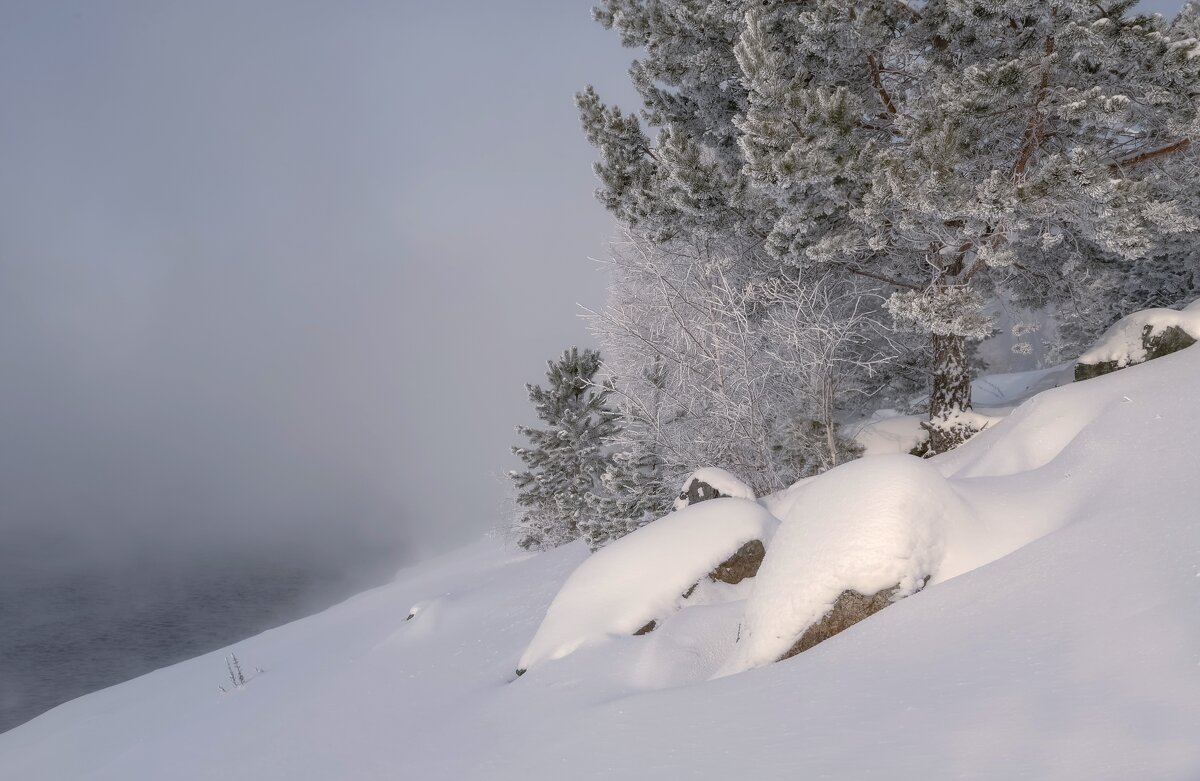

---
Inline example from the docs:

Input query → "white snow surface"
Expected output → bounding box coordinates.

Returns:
[849,409,926,455]
[517,497,777,672]
[1077,302,1200,367]
[970,362,1072,405]
[4,349,1200,779]
[851,363,1072,457]
[672,466,755,510]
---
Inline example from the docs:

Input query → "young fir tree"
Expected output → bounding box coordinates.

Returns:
[509,348,620,551]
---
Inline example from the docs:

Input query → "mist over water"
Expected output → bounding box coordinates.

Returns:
[0,0,641,735]
[0,530,405,734]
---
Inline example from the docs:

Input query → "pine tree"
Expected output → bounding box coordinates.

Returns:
[583,1,1200,455]
[578,1,775,249]
[509,348,620,551]
[746,1,1200,451]
[1175,0,1200,37]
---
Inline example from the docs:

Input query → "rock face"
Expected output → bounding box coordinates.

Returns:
[1075,323,1197,381]
[673,468,756,510]
[681,476,723,506]
[779,577,929,660]
[708,540,766,585]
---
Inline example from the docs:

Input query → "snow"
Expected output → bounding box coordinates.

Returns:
[723,351,1184,677]
[4,350,1200,779]
[717,455,968,676]
[970,362,1072,405]
[850,365,1068,457]
[1077,304,1200,367]
[849,409,925,455]
[672,466,755,510]
[517,497,777,672]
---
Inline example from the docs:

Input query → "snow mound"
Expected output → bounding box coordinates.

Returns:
[717,455,971,676]
[1077,305,1200,367]
[850,410,925,456]
[672,467,755,510]
[518,498,777,673]
[936,390,1107,480]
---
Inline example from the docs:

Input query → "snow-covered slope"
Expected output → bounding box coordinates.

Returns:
[4,350,1200,779]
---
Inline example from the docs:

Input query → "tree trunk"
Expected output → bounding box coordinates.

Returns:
[821,372,839,470]
[925,332,975,455]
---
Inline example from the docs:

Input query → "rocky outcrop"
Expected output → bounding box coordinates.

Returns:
[779,577,929,660]
[673,468,756,510]
[633,620,657,636]
[681,475,723,506]
[708,540,766,585]
[1075,316,1195,381]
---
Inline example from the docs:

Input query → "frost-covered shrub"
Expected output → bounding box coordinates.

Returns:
[589,231,893,498]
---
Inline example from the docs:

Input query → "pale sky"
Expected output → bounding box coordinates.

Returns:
[0,2,637,569]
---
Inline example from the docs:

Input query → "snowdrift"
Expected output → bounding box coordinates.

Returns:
[517,497,776,673]
[4,349,1200,779]
[718,455,968,675]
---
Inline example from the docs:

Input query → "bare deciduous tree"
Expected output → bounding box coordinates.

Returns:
[587,229,894,497]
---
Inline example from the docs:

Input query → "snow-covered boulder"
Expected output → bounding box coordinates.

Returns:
[1075,302,1200,381]
[673,467,755,511]
[716,455,972,676]
[517,497,778,674]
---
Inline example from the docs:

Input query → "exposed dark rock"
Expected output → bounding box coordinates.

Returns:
[779,577,930,660]
[514,668,525,677]
[709,540,766,585]
[679,477,722,507]
[634,619,657,636]
[1075,360,1119,382]
[1075,324,1197,381]
[634,536,766,636]
[678,539,767,603]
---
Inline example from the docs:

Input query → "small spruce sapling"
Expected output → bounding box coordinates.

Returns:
[509,348,620,551]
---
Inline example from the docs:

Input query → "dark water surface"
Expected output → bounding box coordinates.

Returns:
[0,536,399,734]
